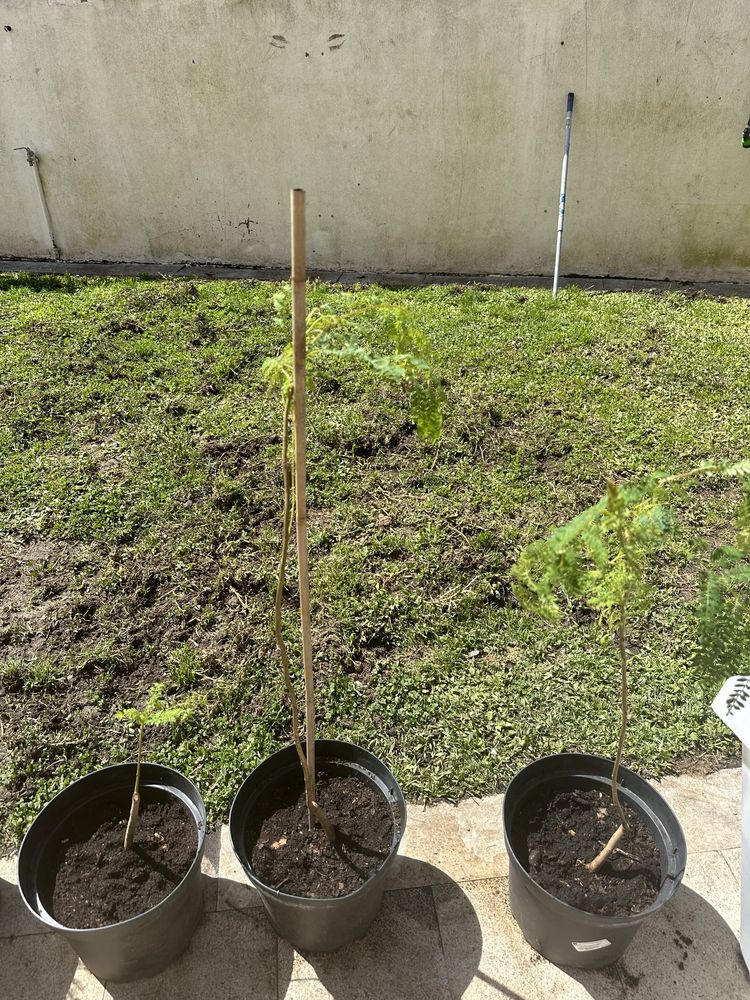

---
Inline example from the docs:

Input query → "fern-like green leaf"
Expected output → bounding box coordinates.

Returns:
[263,296,444,443]
[117,683,191,730]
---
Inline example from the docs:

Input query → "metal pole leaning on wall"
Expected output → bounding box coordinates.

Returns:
[14,147,61,260]
[552,93,574,298]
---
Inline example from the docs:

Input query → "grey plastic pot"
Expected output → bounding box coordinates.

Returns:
[230,739,406,952]
[503,753,687,969]
[17,762,206,982]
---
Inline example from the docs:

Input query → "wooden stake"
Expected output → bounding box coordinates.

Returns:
[291,188,317,813]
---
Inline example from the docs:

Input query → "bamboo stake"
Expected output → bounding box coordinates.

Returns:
[291,188,319,827]
[275,390,310,781]
[275,386,335,842]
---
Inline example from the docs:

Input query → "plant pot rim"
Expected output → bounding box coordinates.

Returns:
[229,738,405,906]
[503,751,686,925]
[17,761,206,935]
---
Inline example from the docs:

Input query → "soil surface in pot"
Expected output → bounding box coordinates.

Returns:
[520,787,661,916]
[41,789,197,928]
[247,766,397,898]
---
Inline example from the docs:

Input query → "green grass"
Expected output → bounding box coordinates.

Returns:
[0,273,748,849]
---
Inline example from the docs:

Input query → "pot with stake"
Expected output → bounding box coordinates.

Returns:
[230,188,443,952]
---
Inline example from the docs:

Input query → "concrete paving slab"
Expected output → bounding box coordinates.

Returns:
[216,823,264,911]
[0,932,105,1000]
[434,877,592,1000]
[0,854,43,939]
[434,870,750,1000]
[278,885,452,999]
[573,878,750,1000]
[280,981,332,999]
[101,907,277,1000]
[202,828,220,913]
[2,769,747,999]
[394,794,508,889]
[723,847,742,885]
[681,850,741,935]
[649,767,741,853]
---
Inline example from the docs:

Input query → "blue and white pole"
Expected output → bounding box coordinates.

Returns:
[552,92,575,298]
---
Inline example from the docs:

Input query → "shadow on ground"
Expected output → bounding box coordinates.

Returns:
[19,862,748,999]
[276,857,482,999]
[0,876,81,1000]
[102,858,480,999]
[568,885,749,1000]
[0,272,83,293]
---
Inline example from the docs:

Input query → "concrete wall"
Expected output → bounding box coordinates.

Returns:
[2,1,749,281]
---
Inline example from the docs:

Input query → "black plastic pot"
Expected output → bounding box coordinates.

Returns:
[17,763,206,982]
[230,739,406,952]
[503,753,687,969]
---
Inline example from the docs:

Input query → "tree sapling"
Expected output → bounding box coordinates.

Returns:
[261,276,443,843]
[117,684,190,850]
[512,461,750,872]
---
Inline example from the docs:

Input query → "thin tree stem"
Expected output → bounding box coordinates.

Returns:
[124,721,143,850]
[274,389,336,844]
[275,392,307,777]
[586,589,630,872]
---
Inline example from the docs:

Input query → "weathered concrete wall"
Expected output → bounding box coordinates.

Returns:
[2,1,749,280]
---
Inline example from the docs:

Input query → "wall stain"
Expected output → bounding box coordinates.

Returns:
[269,32,345,53]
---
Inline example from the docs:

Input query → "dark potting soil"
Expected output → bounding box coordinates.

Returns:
[520,787,661,917]
[247,767,397,898]
[41,789,197,929]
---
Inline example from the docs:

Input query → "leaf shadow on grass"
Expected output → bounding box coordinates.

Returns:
[0,273,81,294]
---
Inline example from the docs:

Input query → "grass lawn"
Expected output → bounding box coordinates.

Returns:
[1,273,748,851]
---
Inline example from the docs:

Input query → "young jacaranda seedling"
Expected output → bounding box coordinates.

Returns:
[512,460,750,870]
[117,684,190,850]
[262,286,443,840]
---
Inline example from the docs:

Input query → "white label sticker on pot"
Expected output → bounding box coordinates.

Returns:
[572,939,611,952]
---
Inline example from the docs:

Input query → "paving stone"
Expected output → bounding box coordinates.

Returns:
[278,886,451,999]
[102,907,276,1000]
[575,877,750,1000]
[0,854,44,939]
[433,877,591,999]
[391,795,508,890]
[722,847,742,885]
[435,868,749,1000]
[201,828,220,913]
[217,823,263,911]
[0,931,104,1000]
[1,770,748,999]
[681,850,741,935]
[650,768,741,853]
[280,982,332,998]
